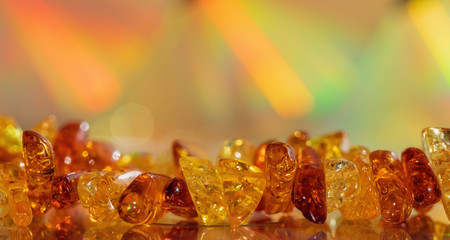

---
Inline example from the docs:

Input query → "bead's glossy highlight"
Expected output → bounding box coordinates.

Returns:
[216,159,265,228]
[401,147,441,210]
[22,130,55,215]
[292,146,327,224]
[422,127,450,220]
[162,177,198,218]
[340,146,380,220]
[324,158,360,212]
[180,156,227,225]
[53,121,89,174]
[264,142,297,214]
[370,150,412,223]
[218,138,255,164]
[118,172,169,224]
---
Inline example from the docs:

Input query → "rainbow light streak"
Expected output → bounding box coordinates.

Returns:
[408,0,450,86]
[0,1,121,113]
[198,0,314,118]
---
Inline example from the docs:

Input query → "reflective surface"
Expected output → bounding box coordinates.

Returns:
[0,203,448,239]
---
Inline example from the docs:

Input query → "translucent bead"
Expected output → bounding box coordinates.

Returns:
[162,177,197,218]
[309,131,349,160]
[264,142,296,214]
[324,158,360,212]
[22,130,55,215]
[51,171,85,209]
[77,172,105,207]
[218,138,255,164]
[0,184,9,219]
[32,115,57,142]
[216,159,265,227]
[287,130,310,153]
[118,172,169,224]
[0,116,23,157]
[8,182,32,227]
[180,156,227,225]
[80,141,120,171]
[117,152,154,172]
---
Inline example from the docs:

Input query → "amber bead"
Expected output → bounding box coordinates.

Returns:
[0,184,9,219]
[172,140,194,178]
[370,150,412,224]
[292,146,327,224]
[216,159,265,227]
[51,171,85,209]
[0,116,23,157]
[309,131,349,160]
[218,138,256,164]
[401,147,441,210]
[162,177,197,218]
[8,182,32,227]
[22,130,56,215]
[340,146,380,220]
[287,130,310,153]
[118,172,170,224]
[179,157,227,225]
[32,115,57,142]
[90,170,142,222]
[421,127,450,220]
[77,171,105,207]
[264,142,297,214]
[117,152,154,172]
[53,121,89,174]
[80,141,120,171]
[253,140,273,212]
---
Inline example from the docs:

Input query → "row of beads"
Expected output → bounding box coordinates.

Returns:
[0,115,449,227]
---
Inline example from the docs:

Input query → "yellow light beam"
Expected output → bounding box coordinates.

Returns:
[408,0,450,86]
[198,0,314,118]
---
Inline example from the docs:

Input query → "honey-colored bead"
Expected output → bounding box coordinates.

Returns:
[53,121,89,174]
[309,131,349,160]
[80,141,120,171]
[8,182,32,227]
[340,146,380,220]
[287,130,310,153]
[218,138,255,164]
[32,115,57,142]
[370,150,412,224]
[264,142,297,214]
[216,159,265,228]
[0,116,23,157]
[162,177,197,218]
[77,171,105,207]
[253,140,274,172]
[51,171,85,209]
[22,130,55,215]
[324,158,360,212]
[0,184,9,219]
[401,147,441,210]
[117,152,154,172]
[292,146,327,224]
[118,172,170,224]
[0,158,26,184]
[172,140,194,178]
[180,156,227,225]
[90,170,142,222]
[422,127,450,220]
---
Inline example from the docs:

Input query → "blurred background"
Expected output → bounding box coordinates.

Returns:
[0,0,449,155]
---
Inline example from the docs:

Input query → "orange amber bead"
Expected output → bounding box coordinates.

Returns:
[32,115,57,142]
[118,172,170,224]
[253,140,275,172]
[163,177,197,218]
[370,150,412,224]
[292,146,327,224]
[51,171,84,209]
[172,140,193,178]
[80,141,120,171]
[53,121,89,174]
[22,130,56,215]
[264,142,297,214]
[401,147,441,210]
[309,131,349,160]
[287,130,310,153]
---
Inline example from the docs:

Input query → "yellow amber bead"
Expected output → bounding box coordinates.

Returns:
[117,152,154,172]
[309,131,349,160]
[8,182,32,227]
[422,127,450,220]
[324,158,360,212]
[0,116,23,157]
[89,170,141,222]
[340,146,380,220]
[22,130,56,215]
[180,156,228,225]
[77,171,105,207]
[216,159,265,228]
[218,138,256,164]
[32,115,57,142]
